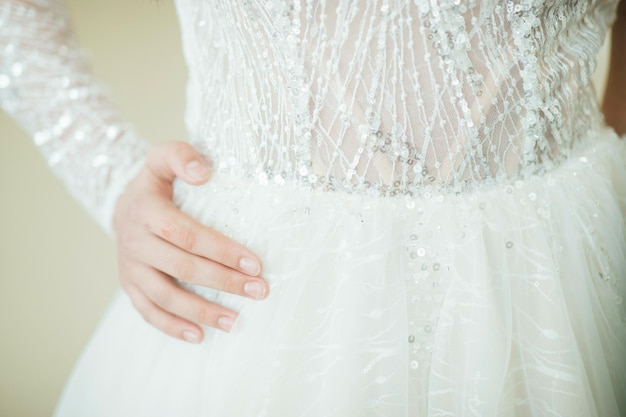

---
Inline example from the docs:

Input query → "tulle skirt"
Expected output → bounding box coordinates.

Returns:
[54,129,626,417]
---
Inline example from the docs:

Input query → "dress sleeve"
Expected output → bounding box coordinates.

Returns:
[0,0,150,235]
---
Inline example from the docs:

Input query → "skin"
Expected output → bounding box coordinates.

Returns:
[603,1,626,135]
[113,2,626,345]
[113,142,269,344]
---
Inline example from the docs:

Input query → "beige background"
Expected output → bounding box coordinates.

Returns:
[0,2,613,416]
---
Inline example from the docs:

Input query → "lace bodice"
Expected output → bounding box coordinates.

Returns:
[0,1,620,229]
[178,0,618,197]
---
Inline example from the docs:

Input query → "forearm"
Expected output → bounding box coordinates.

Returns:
[0,0,149,233]
[603,1,626,135]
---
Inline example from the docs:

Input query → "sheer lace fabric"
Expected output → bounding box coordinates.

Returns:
[178,0,614,196]
[0,0,618,218]
[0,0,148,232]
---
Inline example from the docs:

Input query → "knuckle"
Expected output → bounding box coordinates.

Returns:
[161,218,197,252]
[218,243,236,266]
[172,257,196,281]
[151,289,173,310]
[160,320,180,338]
[175,226,197,252]
[193,305,214,326]
[220,270,240,294]
[172,141,193,160]
[158,215,177,240]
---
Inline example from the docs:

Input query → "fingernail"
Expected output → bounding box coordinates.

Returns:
[218,316,235,332]
[244,281,266,299]
[182,330,201,343]
[185,160,208,180]
[239,257,260,276]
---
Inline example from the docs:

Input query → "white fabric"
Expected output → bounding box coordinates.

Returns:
[56,131,626,416]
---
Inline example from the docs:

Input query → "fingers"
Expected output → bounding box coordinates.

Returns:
[125,284,204,343]
[144,196,264,279]
[124,232,268,300]
[139,142,264,278]
[114,140,268,344]
[146,141,211,185]
[123,266,239,343]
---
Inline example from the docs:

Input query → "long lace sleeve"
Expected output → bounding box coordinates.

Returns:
[0,0,150,234]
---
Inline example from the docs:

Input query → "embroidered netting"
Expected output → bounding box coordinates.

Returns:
[0,0,620,230]
[178,0,617,196]
[0,0,149,232]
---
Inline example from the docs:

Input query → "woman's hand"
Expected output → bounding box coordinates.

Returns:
[112,141,268,343]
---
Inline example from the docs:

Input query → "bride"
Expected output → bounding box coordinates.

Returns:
[1,0,625,416]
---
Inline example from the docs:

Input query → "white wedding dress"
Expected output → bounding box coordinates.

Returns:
[1,0,626,416]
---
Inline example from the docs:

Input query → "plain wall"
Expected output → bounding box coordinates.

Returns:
[0,2,613,416]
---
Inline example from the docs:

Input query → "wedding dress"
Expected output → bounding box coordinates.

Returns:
[1,0,625,415]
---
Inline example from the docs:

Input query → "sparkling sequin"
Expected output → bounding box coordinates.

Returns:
[0,74,10,88]
[0,1,148,232]
[173,0,608,199]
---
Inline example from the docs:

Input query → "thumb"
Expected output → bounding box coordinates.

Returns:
[146,141,211,185]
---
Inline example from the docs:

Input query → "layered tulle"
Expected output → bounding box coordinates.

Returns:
[54,130,626,417]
